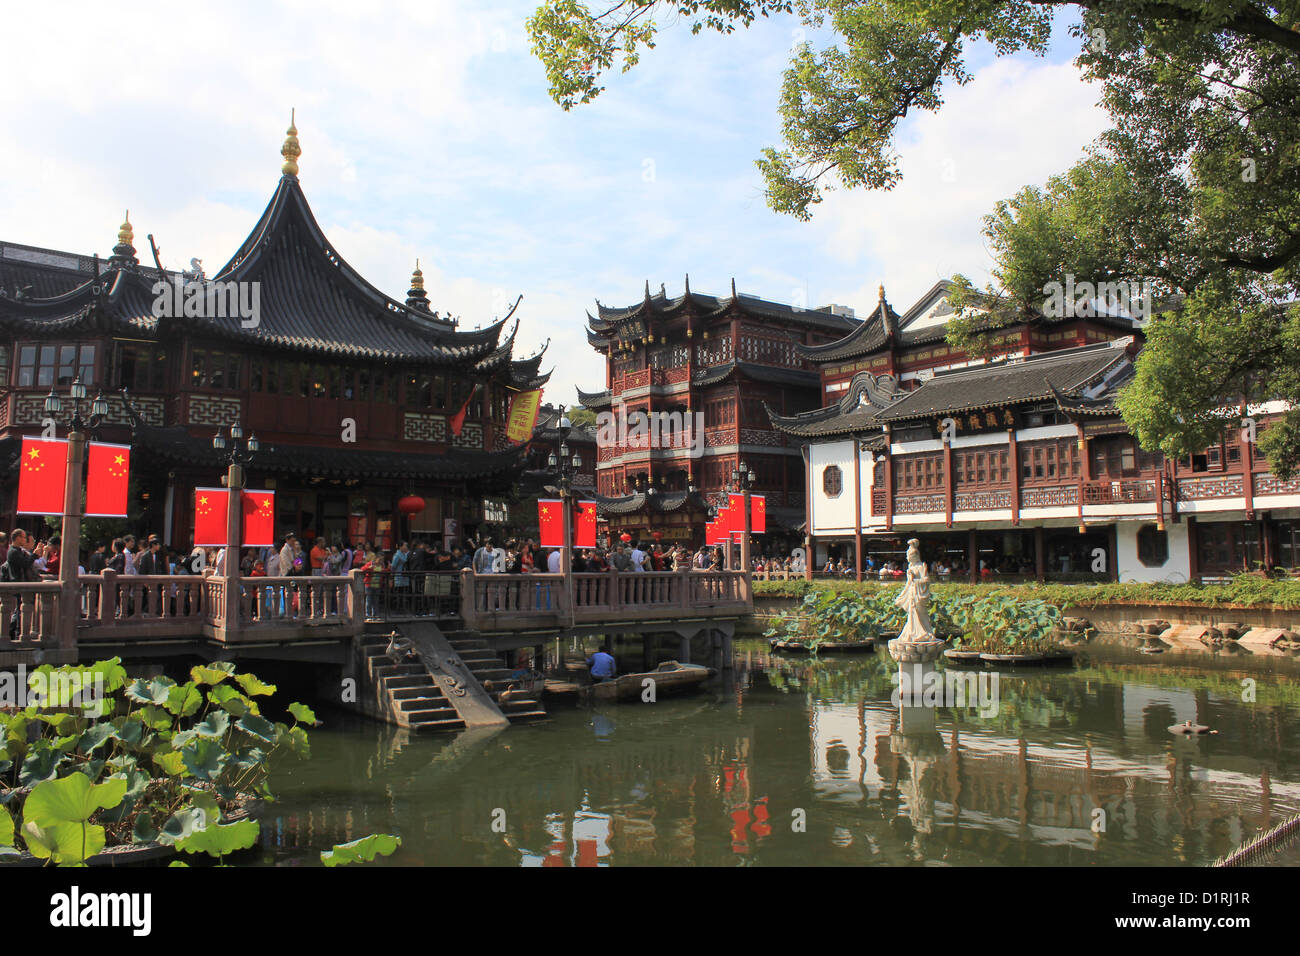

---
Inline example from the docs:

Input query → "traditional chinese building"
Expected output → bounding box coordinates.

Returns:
[771,282,1300,582]
[0,120,549,550]
[577,280,856,546]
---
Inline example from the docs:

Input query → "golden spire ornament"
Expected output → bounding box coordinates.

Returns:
[411,259,424,291]
[281,108,301,176]
[118,211,133,246]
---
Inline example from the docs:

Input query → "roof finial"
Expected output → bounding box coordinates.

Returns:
[644,279,652,301]
[281,108,301,177]
[731,277,738,300]
[406,258,430,311]
[110,210,138,269]
[878,283,886,302]
[684,273,691,295]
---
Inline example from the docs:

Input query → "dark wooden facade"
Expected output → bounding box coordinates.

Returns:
[578,279,856,544]
[0,130,548,551]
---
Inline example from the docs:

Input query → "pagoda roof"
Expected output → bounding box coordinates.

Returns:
[768,371,903,439]
[691,360,820,389]
[576,386,613,409]
[0,175,525,366]
[586,279,859,341]
[873,339,1133,422]
[796,279,1145,365]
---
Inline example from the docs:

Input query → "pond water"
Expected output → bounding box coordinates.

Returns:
[252,639,1300,866]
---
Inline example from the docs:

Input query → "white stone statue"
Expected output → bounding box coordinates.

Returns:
[893,538,935,643]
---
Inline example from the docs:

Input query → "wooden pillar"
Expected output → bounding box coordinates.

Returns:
[1261,514,1274,573]
[1107,525,1119,581]
[968,528,978,583]
[942,437,954,529]
[883,426,894,532]
[1034,526,1045,583]
[1242,419,1256,521]
[1008,429,1020,526]
[1187,516,1200,583]
[58,428,86,656]
[803,445,814,581]
[853,438,863,581]
[223,462,244,641]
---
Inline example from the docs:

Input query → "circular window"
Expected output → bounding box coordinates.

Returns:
[823,465,843,498]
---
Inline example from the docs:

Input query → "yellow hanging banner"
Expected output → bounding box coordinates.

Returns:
[505,389,544,443]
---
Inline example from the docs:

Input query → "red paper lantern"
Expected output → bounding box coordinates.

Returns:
[397,495,426,516]
[620,532,633,543]
[652,531,663,541]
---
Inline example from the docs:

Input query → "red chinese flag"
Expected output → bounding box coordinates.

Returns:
[241,490,276,547]
[750,494,766,535]
[705,520,717,545]
[538,498,564,548]
[450,384,477,438]
[85,442,131,517]
[193,488,229,547]
[17,437,69,515]
[574,500,597,549]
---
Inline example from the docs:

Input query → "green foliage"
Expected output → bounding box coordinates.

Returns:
[321,833,402,867]
[764,582,1062,653]
[21,774,128,866]
[0,657,316,866]
[754,573,1300,609]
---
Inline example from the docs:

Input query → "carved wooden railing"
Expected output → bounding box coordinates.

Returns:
[0,581,62,649]
[459,568,751,631]
[231,574,362,637]
[1082,479,1158,504]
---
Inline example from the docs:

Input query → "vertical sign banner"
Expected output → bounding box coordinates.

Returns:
[241,490,276,547]
[505,388,544,443]
[537,498,564,548]
[85,442,132,517]
[193,488,230,547]
[750,494,766,535]
[574,500,597,548]
[17,437,70,515]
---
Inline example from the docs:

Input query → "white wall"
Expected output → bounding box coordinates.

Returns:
[810,440,856,534]
[1115,521,1192,583]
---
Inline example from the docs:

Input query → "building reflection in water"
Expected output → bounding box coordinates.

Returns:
[254,643,1300,866]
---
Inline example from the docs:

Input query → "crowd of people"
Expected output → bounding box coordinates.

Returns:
[2,526,755,631]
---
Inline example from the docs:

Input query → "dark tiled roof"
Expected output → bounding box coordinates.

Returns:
[768,370,903,439]
[796,299,896,362]
[874,341,1133,422]
[587,490,711,516]
[691,360,820,389]
[576,387,613,408]
[0,176,523,366]
[131,421,527,482]
[588,281,859,337]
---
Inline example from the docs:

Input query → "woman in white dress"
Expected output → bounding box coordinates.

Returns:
[894,539,934,642]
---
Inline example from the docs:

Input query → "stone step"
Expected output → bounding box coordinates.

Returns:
[393,687,445,703]
[408,716,467,732]
[400,701,457,717]
[383,674,434,690]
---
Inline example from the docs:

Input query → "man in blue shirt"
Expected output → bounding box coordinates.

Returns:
[587,646,616,683]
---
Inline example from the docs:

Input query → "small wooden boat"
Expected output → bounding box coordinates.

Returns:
[580,661,715,702]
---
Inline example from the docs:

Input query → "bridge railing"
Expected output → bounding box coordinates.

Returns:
[0,581,63,647]
[237,575,361,632]
[459,568,751,631]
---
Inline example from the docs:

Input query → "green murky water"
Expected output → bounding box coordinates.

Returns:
[253,640,1300,866]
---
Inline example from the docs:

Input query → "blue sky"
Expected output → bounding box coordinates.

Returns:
[1,0,1107,404]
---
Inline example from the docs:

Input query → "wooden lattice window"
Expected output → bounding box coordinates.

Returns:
[823,465,843,498]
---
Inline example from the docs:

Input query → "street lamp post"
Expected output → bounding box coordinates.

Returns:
[548,406,582,624]
[212,423,259,639]
[44,378,110,655]
[731,461,753,588]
